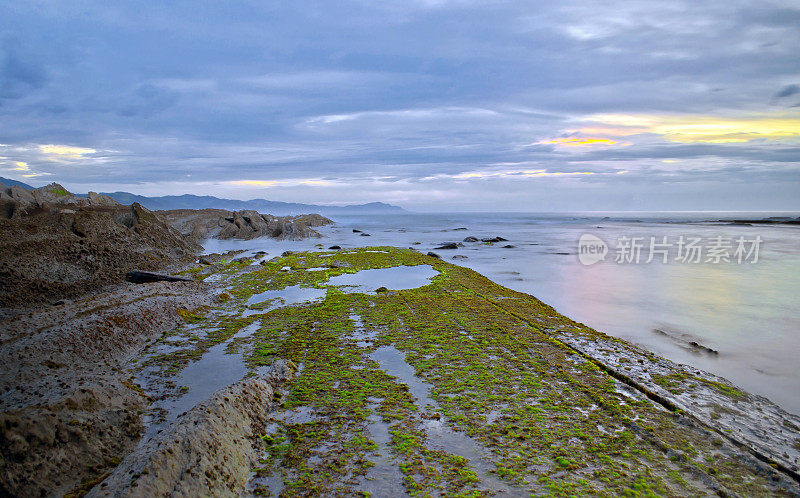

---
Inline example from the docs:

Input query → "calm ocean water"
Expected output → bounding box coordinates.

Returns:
[204,212,800,415]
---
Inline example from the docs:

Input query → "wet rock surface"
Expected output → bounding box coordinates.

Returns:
[3,245,800,497]
[0,281,211,496]
[89,361,295,498]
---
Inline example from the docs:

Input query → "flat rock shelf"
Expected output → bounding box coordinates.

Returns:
[77,247,800,496]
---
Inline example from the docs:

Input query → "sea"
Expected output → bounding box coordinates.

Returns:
[203,211,800,416]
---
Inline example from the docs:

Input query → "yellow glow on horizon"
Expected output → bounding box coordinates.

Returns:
[582,113,800,143]
[543,137,619,147]
[39,144,97,159]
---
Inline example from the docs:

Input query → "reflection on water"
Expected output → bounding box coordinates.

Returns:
[244,285,328,317]
[325,265,438,294]
[359,403,408,497]
[369,346,513,493]
[203,212,800,415]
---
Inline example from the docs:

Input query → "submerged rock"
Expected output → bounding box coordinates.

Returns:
[481,236,508,243]
[434,243,459,250]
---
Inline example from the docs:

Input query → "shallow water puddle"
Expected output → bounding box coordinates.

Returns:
[370,346,438,409]
[138,334,250,444]
[246,406,321,496]
[350,312,378,347]
[232,320,261,339]
[358,403,409,496]
[326,265,438,294]
[268,405,319,424]
[163,340,247,422]
[243,284,327,317]
[369,346,513,494]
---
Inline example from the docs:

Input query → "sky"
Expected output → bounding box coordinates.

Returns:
[1,0,799,211]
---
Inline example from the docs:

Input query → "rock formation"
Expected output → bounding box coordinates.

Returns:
[158,208,333,242]
[0,182,200,307]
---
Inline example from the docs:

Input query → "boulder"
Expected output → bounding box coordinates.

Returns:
[86,192,120,206]
[463,236,479,242]
[426,252,441,259]
[434,243,459,250]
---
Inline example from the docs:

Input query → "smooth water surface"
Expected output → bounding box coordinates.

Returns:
[326,265,438,294]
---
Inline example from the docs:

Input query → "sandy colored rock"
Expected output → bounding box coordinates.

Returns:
[89,361,295,498]
[0,281,212,497]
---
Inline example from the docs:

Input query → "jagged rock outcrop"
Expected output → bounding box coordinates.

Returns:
[158,208,333,242]
[0,182,201,307]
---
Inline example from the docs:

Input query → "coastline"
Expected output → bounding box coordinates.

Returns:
[3,245,799,496]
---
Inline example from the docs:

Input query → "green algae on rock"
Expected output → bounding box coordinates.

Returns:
[124,247,800,496]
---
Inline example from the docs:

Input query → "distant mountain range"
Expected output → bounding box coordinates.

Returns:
[0,177,34,189]
[0,177,405,215]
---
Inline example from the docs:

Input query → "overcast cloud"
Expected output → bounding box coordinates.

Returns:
[1,0,798,210]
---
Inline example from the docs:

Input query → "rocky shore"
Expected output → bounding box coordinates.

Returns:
[0,182,332,309]
[157,209,332,243]
[2,240,800,496]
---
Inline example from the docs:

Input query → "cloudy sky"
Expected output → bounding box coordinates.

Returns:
[1,1,798,211]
